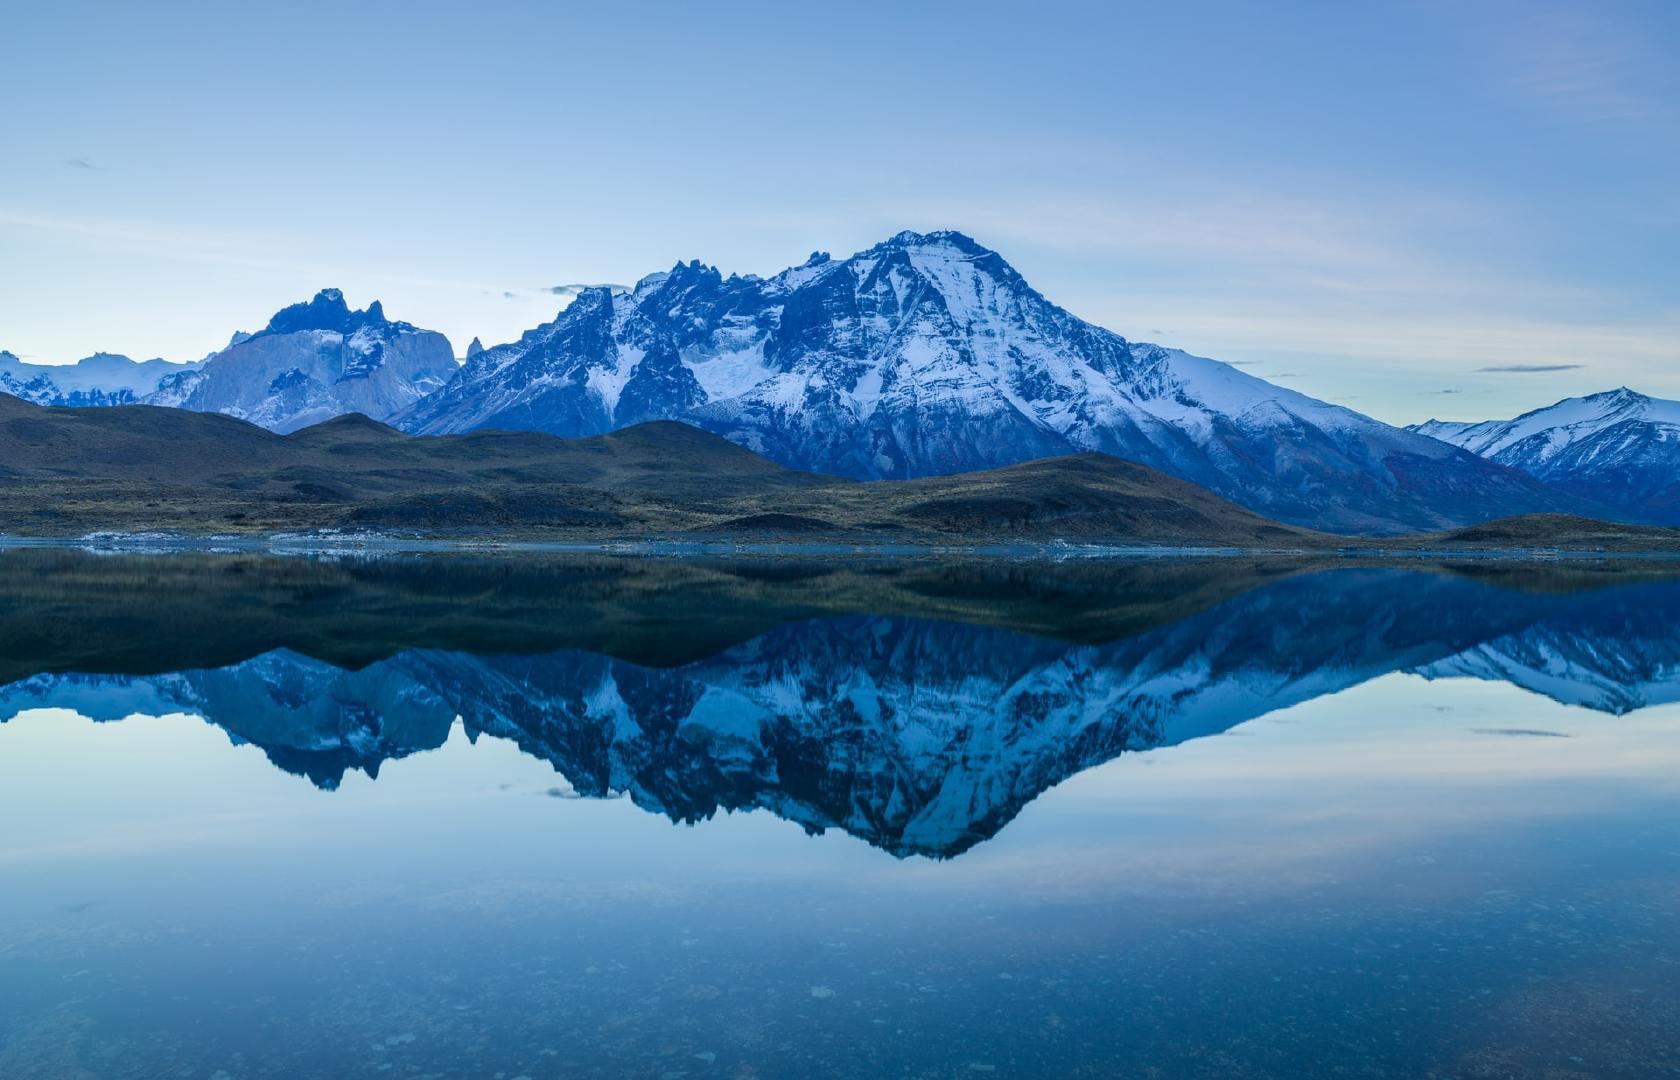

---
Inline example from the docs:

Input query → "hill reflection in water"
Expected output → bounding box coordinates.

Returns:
[4,550,1678,858]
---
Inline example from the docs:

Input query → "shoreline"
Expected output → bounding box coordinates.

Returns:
[5,530,1680,562]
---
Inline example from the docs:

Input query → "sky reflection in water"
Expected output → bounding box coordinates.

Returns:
[1,552,1678,1078]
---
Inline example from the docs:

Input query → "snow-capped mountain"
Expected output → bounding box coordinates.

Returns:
[398,231,1565,534]
[8,568,1675,857]
[143,289,457,433]
[1411,389,1680,523]
[0,349,196,407]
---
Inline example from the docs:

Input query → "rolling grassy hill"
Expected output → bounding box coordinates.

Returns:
[1403,514,1680,552]
[4,394,1678,551]
[0,395,1322,546]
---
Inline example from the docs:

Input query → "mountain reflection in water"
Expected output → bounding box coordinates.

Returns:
[3,550,1678,858]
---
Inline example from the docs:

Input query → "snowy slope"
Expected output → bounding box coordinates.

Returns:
[0,350,197,407]
[400,231,1568,534]
[1411,389,1680,523]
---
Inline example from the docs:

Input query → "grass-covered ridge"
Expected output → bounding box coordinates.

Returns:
[0,396,1317,546]
[5,394,1680,552]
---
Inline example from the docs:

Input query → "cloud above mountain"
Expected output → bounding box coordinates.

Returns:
[549,283,628,298]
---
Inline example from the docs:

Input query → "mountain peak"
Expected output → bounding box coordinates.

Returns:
[1410,386,1680,522]
[664,258,722,282]
[871,229,989,255]
[74,352,143,372]
[263,288,354,335]
[257,289,404,339]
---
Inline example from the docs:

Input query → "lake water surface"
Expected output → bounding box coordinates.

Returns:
[3,551,1679,1078]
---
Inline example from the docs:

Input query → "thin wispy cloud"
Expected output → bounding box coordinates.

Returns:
[0,209,583,359]
[0,210,526,297]
[549,283,627,298]
[1089,289,1669,370]
[1476,364,1586,373]
[895,180,1625,331]
[1500,8,1678,132]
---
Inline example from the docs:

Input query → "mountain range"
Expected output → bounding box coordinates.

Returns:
[4,230,1673,535]
[5,559,1677,857]
[396,232,1566,534]
[0,349,195,407]
[3,289,454,433]
[1412,388,1680,524]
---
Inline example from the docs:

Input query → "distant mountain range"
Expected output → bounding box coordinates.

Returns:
[5,561,1677,857]
[0,349,196,407]
[3,289,453,433]
[1411,388,1680,524]
[5,230,1674,534]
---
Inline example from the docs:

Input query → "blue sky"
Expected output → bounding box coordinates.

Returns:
[3,0,1675,424]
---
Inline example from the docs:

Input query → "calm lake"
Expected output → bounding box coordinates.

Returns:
[3,550,1679,1078]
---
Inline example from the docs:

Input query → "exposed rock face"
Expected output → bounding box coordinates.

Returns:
[144,289,458,433]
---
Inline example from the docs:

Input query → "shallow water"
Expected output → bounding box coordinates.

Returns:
[2,552,1679,1078]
